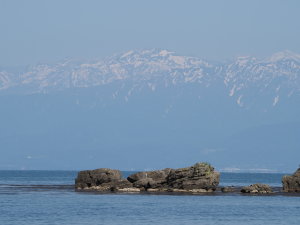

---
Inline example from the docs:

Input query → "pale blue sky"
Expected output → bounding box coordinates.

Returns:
[1,0,300,66]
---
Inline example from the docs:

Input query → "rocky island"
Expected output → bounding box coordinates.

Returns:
[75,163,300,195]
[75,162,220,193]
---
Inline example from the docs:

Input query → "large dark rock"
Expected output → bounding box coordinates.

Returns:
[282,168,300,192]
[75,168,133,191]
[167,162,220,191]
[127,162,220,192]
[241,183,273,194]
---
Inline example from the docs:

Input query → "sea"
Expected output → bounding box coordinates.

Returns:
[0,170,299,225]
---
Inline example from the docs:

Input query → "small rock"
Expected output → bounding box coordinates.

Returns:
[189,189,210,193]
[147,188,160,192]
[241,183,273,194]
[221,186,236,193]
[117,187,141,192]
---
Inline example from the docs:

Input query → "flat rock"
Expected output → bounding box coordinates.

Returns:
[221,186,236,193]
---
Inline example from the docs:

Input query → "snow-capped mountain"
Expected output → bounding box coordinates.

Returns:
[1,49,300,107]
[1,49,300,171]
[16,49,217,92]
[224,50,300,107]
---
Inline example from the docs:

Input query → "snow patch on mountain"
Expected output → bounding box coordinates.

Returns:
[267,50,300,63]
[0,71,14,90]
[273,95,279,106]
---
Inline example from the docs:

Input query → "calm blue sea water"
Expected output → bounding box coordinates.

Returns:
[0,170,299,225]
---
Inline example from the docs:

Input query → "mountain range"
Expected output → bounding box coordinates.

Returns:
[0,49,299,172]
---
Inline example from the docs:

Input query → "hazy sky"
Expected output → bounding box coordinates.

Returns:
[1,0,300,66]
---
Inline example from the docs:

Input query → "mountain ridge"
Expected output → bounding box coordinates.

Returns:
[1,49,300,109]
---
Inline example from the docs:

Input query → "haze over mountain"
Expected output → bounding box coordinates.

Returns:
[1,49,299,172]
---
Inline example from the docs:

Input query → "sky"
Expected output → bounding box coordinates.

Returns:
[1,0,300,67]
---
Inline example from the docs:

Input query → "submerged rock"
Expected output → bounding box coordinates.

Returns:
[241,183,273,194]
[75,162,220,193]
[221,186,236,193]
[282,168,300,192]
